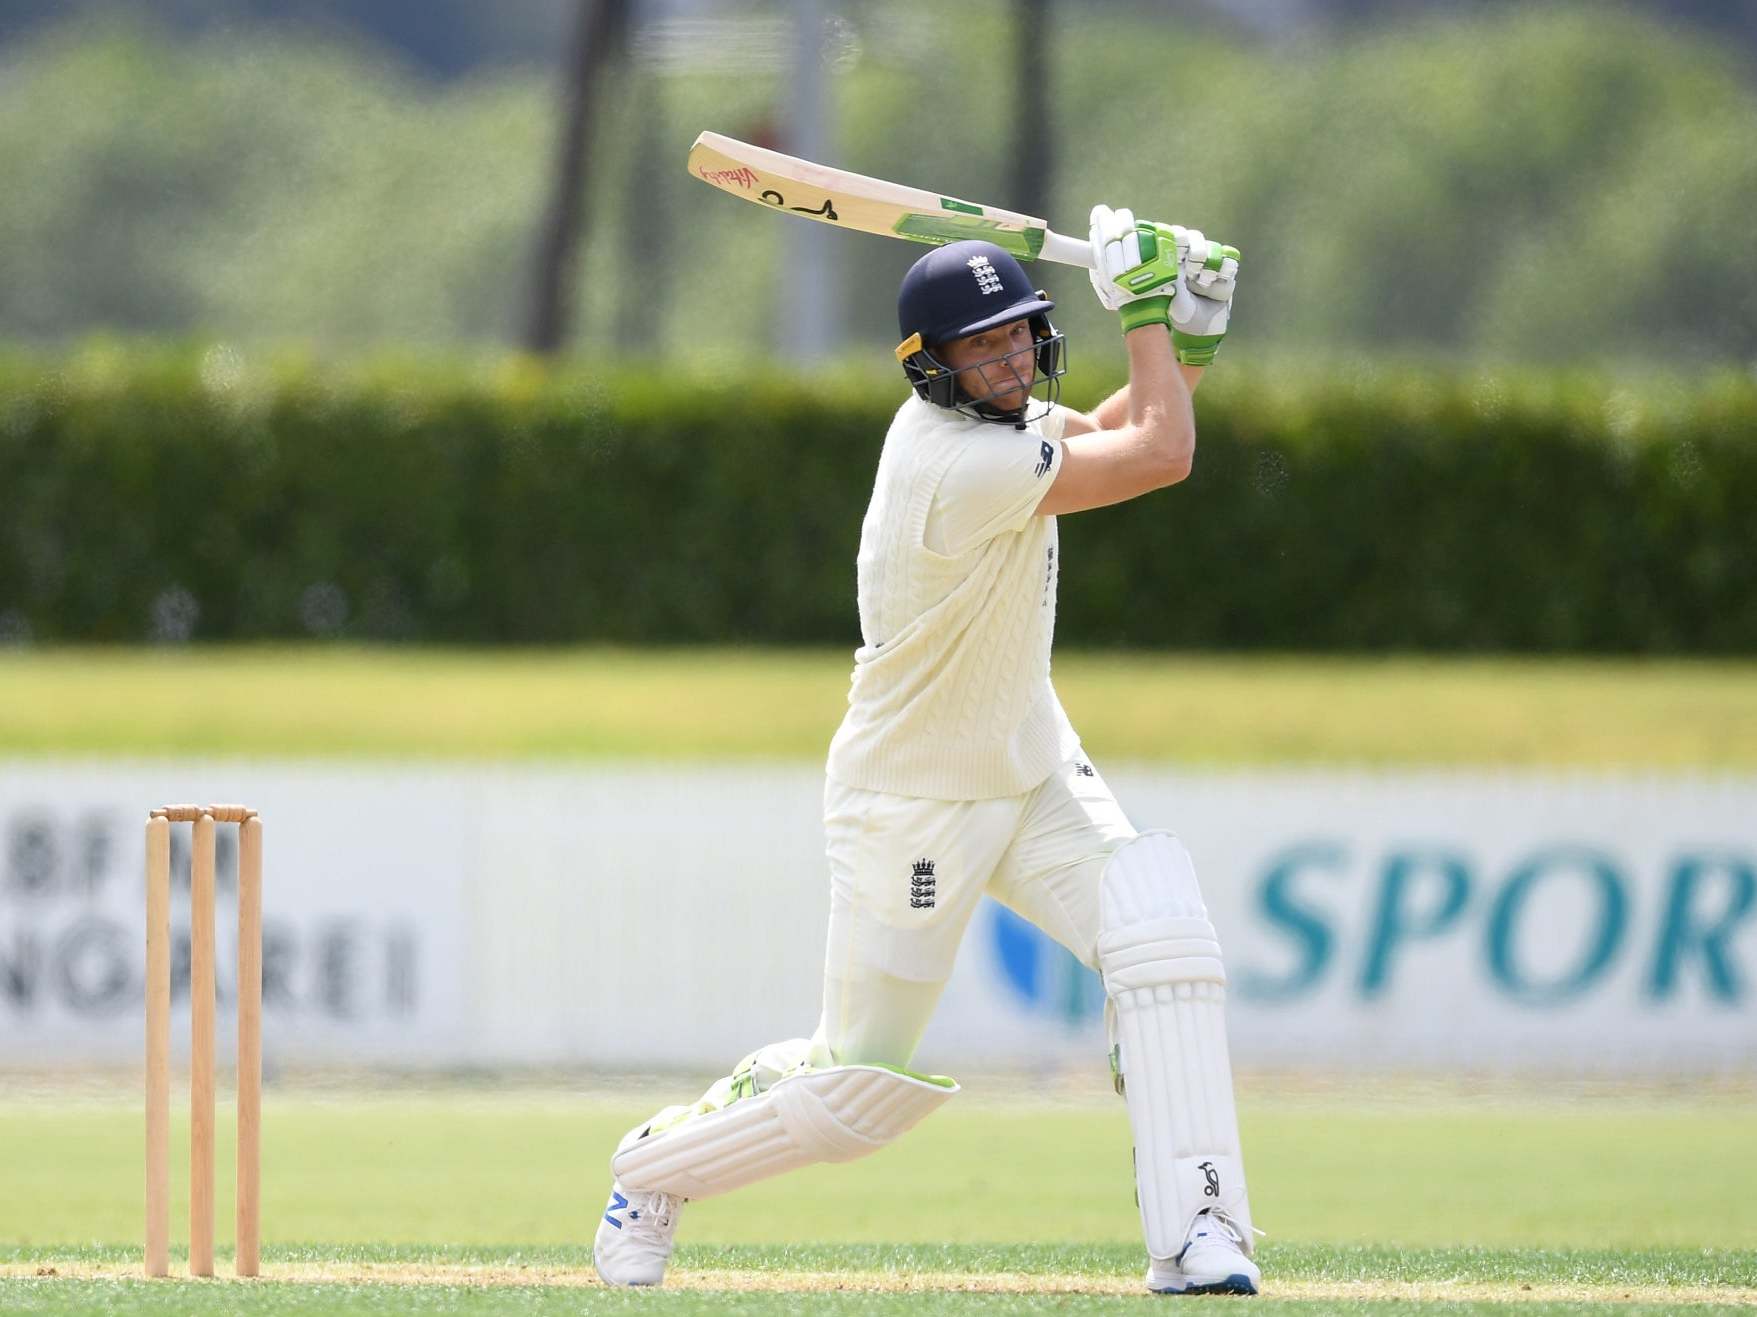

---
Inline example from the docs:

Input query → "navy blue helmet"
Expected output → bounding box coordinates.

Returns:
[894,240,1067,426]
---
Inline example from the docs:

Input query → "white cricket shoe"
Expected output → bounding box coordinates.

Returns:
[592,1180,683,1286]
[1146,1209,1260,1296]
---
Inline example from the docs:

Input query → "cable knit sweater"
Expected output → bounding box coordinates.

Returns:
[825,394,1082,800]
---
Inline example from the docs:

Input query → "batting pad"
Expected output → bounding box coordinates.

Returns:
[1098,831,1255,1261]
[611,1064,958,1200]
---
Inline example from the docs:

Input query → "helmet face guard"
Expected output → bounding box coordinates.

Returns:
[896,308,1068,427]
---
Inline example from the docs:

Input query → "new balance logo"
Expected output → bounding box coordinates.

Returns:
[967,254,1004,295]
[1034,440,1054,477]
[1075,762,1095,777]
[604,1189,629,1228]
[910,858,937,909]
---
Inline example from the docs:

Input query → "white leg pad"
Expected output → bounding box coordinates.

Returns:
[1099,831,1254,1261]
[611,1065,958,1200]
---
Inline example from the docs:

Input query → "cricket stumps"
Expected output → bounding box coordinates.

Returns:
[145,804,263,1278]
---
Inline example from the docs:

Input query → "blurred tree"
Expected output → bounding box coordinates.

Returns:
[524,0,630,354]
[1049,4,1757,363]
[1216,0,1757,67]
[779,0,840,361]
[0,0,569,76]
[2,3,1754,363]
[1473,115,1757,362]
[5,1,1753,80]
[0,17,549,345]
[618,66,669,355]
[1011,0,1054,224]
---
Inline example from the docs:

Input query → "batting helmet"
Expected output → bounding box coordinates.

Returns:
[894,240,1066,425]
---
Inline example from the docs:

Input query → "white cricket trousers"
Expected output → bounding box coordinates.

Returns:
[814,754,1135,1068]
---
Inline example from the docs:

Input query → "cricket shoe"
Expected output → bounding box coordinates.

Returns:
[1146,1209,1260,1296]
[593,1180,683,1286]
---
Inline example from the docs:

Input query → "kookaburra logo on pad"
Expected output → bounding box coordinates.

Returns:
[967,255,1004,295]
[1199,1160,1220,1197]
[910,859,937,908]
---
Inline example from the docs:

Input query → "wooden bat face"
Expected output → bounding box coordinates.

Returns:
[688,131,1069,264]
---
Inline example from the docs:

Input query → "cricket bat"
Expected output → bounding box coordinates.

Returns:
[687,131,1094,270]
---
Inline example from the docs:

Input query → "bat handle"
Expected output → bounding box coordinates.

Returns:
[1041,229,1095,270]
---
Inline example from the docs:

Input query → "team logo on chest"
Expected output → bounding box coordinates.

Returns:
[910,858,937,909]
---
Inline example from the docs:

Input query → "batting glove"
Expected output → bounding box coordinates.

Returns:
[1089,205,1183,335]
[1165,226,1240,366]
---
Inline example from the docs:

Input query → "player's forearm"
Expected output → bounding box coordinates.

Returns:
[1091,365,1203,431]
[1092,385,1131,431]
[1124,324,1195,472]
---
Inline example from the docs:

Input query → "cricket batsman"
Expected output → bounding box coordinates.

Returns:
[594,205,1258,1296]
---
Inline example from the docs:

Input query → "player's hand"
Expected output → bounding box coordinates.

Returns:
[1088,204,1182,335]
[1166,226,1240,366]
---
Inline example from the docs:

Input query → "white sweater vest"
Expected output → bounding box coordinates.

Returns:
[826,395,1081,800]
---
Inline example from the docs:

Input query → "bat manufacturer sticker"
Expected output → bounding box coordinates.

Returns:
[892,214,1044,258]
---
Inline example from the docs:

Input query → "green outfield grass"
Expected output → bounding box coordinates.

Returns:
[3,1081,1755,1313]
[2,647,1755,766]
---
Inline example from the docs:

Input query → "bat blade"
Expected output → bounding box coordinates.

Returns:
[687,131,1092,269]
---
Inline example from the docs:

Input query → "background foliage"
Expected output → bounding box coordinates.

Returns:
[3,349,1751,651]
[1,4,1754,363]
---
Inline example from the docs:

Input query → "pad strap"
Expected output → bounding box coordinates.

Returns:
[1098,915,1226,989]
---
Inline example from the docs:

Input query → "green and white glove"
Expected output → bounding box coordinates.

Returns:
[1165,226,1240,366]
[1088,204,1183,335]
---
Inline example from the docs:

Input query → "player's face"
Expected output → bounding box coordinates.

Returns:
[939,318,1037,414]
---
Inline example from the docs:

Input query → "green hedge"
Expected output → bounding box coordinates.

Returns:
[2,350,1753,652]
